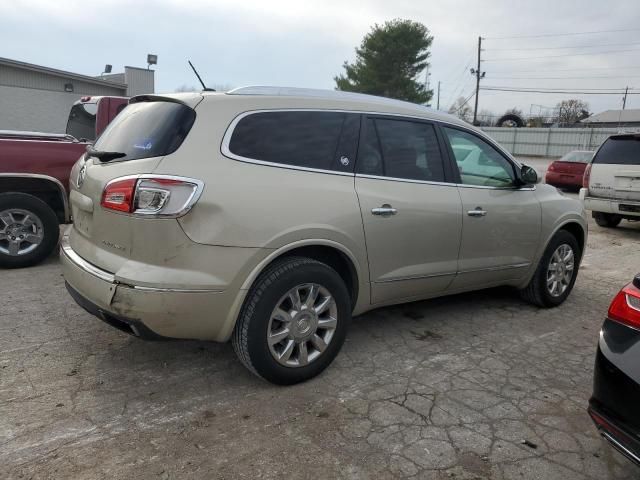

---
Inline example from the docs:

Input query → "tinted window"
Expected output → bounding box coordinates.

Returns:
[92,101,195,161]
[443,127,515,187]
[593,136,640,165]
[66,102,97,141]
[229,111,347,170]
[357,118,445,182]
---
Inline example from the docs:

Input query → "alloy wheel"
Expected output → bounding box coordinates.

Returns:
[546,243,575,297]
[0,209,45,256]
[267,283,338,367]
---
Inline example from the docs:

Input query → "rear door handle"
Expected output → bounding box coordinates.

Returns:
[467,207,487,217]
[372,204,397,216]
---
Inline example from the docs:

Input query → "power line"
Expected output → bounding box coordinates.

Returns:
[484,27,640,40]
[490,75,640,80]
[491,65,640,74]
[484,47,640,62]
[484,85,633,91]
[488,41,640,51]
[481,87,640,95]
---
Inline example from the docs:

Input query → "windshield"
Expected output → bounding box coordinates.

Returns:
[559,151,593,163]
[92,101,196,161]
[66,102,98,141]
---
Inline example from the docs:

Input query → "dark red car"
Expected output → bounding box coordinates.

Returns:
[0,96,127,268]
[545,150,593,191]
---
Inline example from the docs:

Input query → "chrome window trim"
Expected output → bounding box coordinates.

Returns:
[220,108,526,188]
[355,173,456,187]
[0,173,70,221]
[101,174,205,218]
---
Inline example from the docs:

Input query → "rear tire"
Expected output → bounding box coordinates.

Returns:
[593,212,622,228]
[0,193,60,269]
[232,256,351,385]
[520,230,580,308]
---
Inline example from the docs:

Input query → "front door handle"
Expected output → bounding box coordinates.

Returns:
[372,204,397,216]
[467,207,487,217]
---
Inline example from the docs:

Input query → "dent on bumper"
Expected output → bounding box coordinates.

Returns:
[60,236,239,341]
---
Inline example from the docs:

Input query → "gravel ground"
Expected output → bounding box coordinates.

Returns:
[2,173,640,479]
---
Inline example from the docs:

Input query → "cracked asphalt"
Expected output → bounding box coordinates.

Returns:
[2,190,640,479]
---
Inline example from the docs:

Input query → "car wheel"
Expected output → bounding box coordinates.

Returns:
[520,230,580,308]
[0,193,60,269]
[593,212,622,228]
[232,256,351,385]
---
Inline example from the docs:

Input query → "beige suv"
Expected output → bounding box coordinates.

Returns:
[61,87,587,384]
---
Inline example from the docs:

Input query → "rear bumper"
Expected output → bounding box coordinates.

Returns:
[545,172,582,188]
[589,404,640,466]
[60,235,243,341]
[582,192,640,217]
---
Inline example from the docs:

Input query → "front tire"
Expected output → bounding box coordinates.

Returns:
[232,256,351,385]
[593,212,622,228]
[0,193,60,269]
[520,230,580,308]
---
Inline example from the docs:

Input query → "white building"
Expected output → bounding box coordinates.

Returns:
[0,57,154,133]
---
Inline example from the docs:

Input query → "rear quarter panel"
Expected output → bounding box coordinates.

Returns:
[156,96,370,308]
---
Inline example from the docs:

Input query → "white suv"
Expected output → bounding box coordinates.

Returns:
[581,133,640,227]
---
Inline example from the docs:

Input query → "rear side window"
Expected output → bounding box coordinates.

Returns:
[228,111,351,171]
[93,101,196,161]
[357,117,445,182]
[593,136,640,165]
[66,102,97,141]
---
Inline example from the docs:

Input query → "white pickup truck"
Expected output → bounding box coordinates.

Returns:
[580,133,640,227]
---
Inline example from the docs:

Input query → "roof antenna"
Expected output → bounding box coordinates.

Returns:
[188,60,216,92]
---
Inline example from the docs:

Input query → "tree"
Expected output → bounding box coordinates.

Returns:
[448,96,472,122]
[504,107,523,118]
[175,84,198,92]
[555,99,590,125]
[335,19,433,104]
[476,109,496,127]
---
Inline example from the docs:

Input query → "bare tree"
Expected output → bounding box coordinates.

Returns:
[449,96,473,122]
[555,99,590,125]
[175,84,198,92]
[476,109,495,126]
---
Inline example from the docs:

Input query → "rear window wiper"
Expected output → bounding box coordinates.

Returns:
[86,146,127,162]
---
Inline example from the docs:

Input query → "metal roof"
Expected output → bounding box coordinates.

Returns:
[0,56,127,89]
[581,109,640,124]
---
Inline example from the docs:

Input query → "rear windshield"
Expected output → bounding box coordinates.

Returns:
[93,101,195,161]
[593,136,640,165]
[559,151,593,163]
[66,102,97,141]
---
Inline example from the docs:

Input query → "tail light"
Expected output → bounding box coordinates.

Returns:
[608,278,640,330]
[583,163,592,189]
[547,163,556,172]
[101,175,203,217]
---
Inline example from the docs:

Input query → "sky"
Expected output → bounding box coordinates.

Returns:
[2,0,640,118]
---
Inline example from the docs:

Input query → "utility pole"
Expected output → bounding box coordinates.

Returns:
[437,81,441,110]
[470,36,485,125]
[622,86,629,110]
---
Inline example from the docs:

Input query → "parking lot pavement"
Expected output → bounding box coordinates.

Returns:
[2,216,639,480]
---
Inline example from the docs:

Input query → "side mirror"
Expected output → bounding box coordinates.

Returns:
[519,165,539,185]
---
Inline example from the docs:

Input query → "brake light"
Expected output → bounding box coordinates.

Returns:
[101,178,136,212]
[583,163,592,188]
[608,281,640,330]
[547,163,556,172]
[101,176,203,217]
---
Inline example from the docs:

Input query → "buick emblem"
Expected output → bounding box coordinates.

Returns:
[340,156,350,166]
[77,163,87,188]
